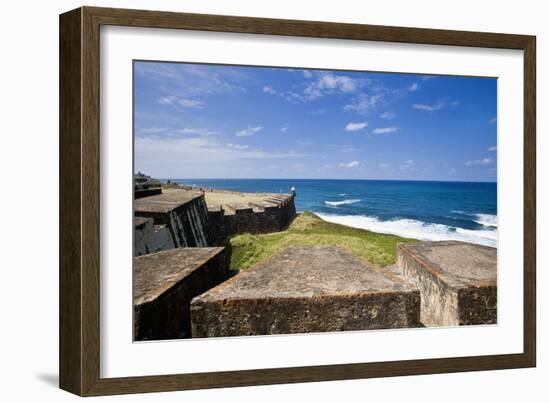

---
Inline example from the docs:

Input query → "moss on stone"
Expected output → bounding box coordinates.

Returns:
[228,211,418,270]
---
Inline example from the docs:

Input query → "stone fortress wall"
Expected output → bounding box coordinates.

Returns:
[133,184,297,340]
[134,190,210,256]
[132,179,496,342]
[206,194,296,245]
[134,188,296,256]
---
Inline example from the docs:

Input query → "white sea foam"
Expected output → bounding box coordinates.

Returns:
[338,193,347,196]
[324,199,361,206]
[473,213,498,227]
[315,213,497,247]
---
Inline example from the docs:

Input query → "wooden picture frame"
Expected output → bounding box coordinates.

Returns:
[59,6,536,396]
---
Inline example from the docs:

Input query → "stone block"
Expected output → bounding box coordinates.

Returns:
[134,217,175,256]
[134,189,209,247]
[398,241,497,327]
[226,202,253,215]
[134,247,227,341]
[250,200,279,211]
[206,193,296,245]
[134,187,162,199]
[191,246,420,337]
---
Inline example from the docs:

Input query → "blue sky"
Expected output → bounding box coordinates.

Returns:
[134,61,497,181]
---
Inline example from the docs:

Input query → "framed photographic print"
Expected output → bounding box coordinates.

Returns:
[59,6,536,396]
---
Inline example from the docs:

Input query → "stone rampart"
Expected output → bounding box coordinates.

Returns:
[132,185,496,340]
[134,217,175,256]
[398,241,497,326]
[191,246,420,337]
[134,247,227,341]
[134,190,209,255]
[134,189,296,255]
[134,187,162,199]
[207,194,296,245]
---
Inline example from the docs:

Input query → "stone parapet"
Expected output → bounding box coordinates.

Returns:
[134,187,162,199]
[191,246,420,337]
[134,189,210,250]
[134,247,227,341]
[206,194,296,245]
[398,241,497,327]
[134,217,175,256]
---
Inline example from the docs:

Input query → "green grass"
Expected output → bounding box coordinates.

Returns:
[227,211,418,270]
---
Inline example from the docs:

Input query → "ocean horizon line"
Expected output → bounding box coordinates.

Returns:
[162,178,497,184]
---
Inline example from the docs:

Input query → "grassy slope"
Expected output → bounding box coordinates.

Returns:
[228,212,418,270]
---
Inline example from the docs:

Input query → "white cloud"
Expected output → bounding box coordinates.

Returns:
[178,99,205,108]
[289,72,366,102]
[281,124,288,132]
[345,80,419,115]
[466,158,493,166]
[372,127,398,134]
[157,96,175,105]
[136,135,303,169]
[380,111,396,120]
[226,143,250,150]
[344,93,382,114]
[158,95,205,109]
[345,122,368,132]
[235,125,263,137]
[412,97,459,112]
[310,74,359,96]
[136,62,247,99]
[400,160,415,171]
[488,145,497,152]
[178,127,218,136]
[138,127,167,134]
[338,160,361,169]
[263,86,277,95]
[328,144,358,153]
[379,163,392,169]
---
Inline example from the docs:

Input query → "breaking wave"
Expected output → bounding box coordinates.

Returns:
[473,213,498,227]
[324,199,361,206]
[315,212,497,247]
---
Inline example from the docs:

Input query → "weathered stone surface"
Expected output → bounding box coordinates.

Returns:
[206,194,296,245]
[225,202,253,215]
[250,200,278,210]
[134,189,296,251]
[134,247,227,341]
[134,173,161,190]
[134,189,209,248]
[134,189,204,214]
[134,217,175,256]
[398,241,497,327]
[191,246,420,337]
[134,187,162,199]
